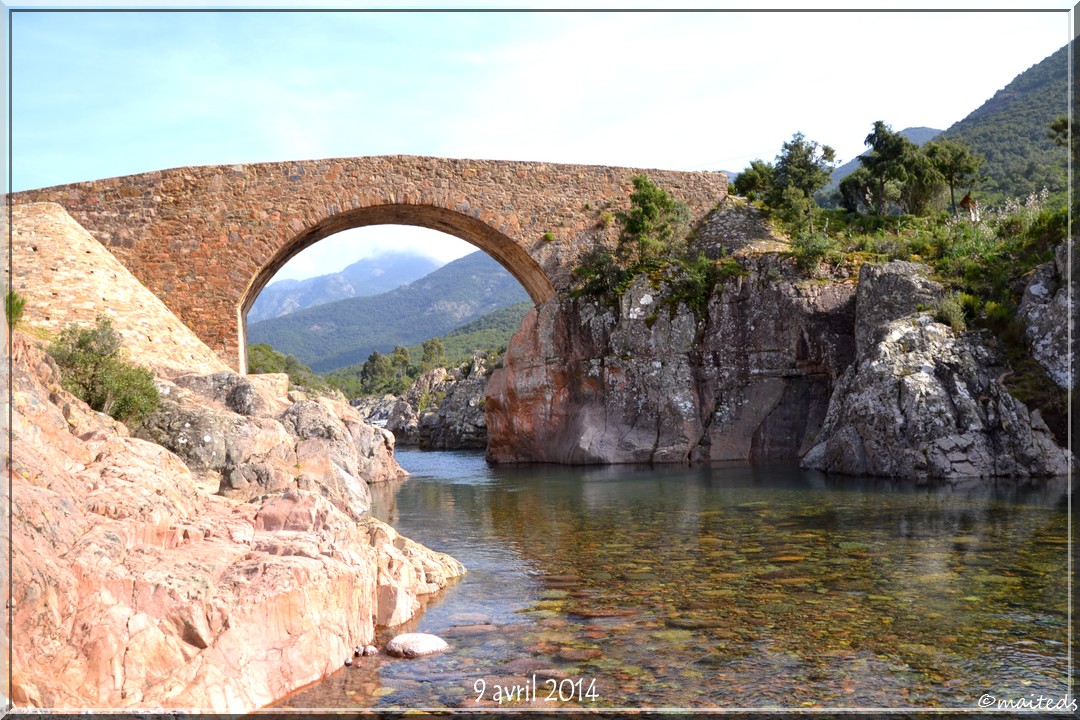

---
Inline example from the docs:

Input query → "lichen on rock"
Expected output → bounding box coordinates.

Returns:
[137,371,407,519]
[802,260,1071,480]
[1016,243,1072,390]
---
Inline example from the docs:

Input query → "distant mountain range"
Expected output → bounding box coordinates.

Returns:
[822,42,1069,204]
[248,251,441,323]
[247,251,531,373]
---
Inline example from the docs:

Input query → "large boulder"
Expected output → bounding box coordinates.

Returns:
[386,368,452,445]
[352,393,398,426]
[137,382,298,498]
[173,371,292,417]
[486,252,856,464]
[851,260,943,356]
[138,372,408,519]
[802,261,1070,479]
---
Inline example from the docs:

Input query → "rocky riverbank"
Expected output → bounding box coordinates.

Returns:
[8,327,463,712]
[6,203,464,712]
[485,245,857,464]
[373,356,491,450]
[801,261,1069,479]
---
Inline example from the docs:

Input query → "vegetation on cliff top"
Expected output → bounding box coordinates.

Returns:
[571,174,745,317]
[736,120,1067,442]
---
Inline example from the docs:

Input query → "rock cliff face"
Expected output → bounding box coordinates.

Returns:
[1017,243,1072,389]
[801,261,1070,479]
[417,357,490,450]
[384,358,490,450]
[486,252,857,464]
[8,332,463,712]
[386,368,451,446]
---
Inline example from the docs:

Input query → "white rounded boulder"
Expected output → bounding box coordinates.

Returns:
[385,632,449,659]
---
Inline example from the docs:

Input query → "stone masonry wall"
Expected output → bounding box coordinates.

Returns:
[6,202,229,379]
[15,156,727,370]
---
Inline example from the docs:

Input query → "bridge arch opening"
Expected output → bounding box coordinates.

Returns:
[237,205,544,375]
[238,204,555,374]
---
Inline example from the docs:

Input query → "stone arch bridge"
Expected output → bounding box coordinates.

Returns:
[17,155,727,372]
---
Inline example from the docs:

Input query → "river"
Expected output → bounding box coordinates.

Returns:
[277,449,1071,712]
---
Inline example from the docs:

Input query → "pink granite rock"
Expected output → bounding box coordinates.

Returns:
[8,332,463,712]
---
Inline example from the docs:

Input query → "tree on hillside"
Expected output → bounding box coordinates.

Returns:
[768,132,836,233]
[360,350,393,393]
[895,147,946,216]
[859,121,910,215]
[924,138,984,216]
[1048,115,1070,147]
[838,165,876,214]
[390,345,412,389]
[1049,115,1078,175]
[420,337,446,374]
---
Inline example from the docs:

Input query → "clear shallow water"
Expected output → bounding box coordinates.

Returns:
[278,450,1071,711]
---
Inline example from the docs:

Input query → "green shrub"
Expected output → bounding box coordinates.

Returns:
[1020,207,1065,259]
[5,289,25,326]
[933,293,967,333]
[542,231,556,242]
[571,245,631,305]
[47,316,160,426]
[957,292,981,321]
[789,233,841,273]
[669,253,719,318]
[983,300,1012,328]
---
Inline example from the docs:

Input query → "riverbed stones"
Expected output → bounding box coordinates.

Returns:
[443,624,499,637]
[385,633,450,659]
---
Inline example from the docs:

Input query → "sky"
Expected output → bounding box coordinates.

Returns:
[5,1,1074,281]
